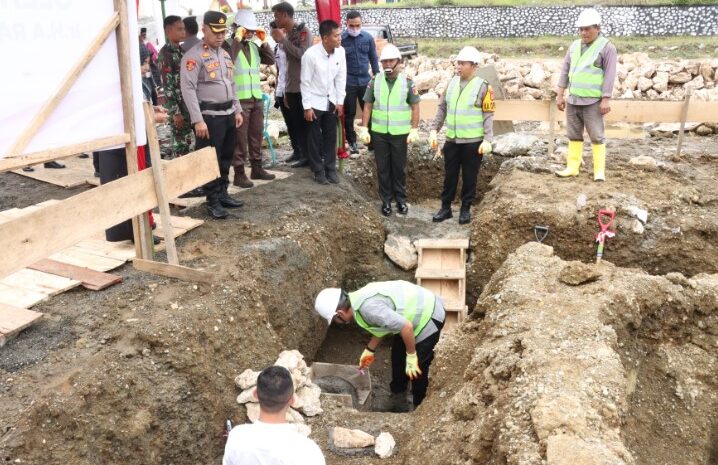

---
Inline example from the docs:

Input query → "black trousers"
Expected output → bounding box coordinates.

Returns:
[372,131,407,205]
[343,85,367,145]
[307,105,337,176]
[277,94,300,156]
[440,140,483,209]
[98,148,134,242]
[194,113,236,200]
[283,92,308,162]
[390,318,444,407]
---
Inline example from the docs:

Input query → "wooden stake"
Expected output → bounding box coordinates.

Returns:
[547,97,557,157]
[133,259,216,284]
[676,89,692,158]
[5,13,120,158]
[113,0,153,260]
[0,134,129,173]
[142,102,179,265]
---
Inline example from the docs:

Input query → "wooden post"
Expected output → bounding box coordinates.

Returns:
[547,97,557,157]
[142,102,179,265]
[676,89,692,158]
[114,0,153,260]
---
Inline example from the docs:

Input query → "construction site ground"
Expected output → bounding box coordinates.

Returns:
[1,121,717,464]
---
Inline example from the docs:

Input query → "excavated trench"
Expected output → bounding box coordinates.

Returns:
[1,132,717,465]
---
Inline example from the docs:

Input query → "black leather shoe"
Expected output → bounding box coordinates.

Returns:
[348,142,358,154]
[44,161,65,169]
[432,208,452,222]
[285,152,301,163]
[78,153,89,159]
[459,208,471,225]
[219,192,243,208]
[22,166,35,172]
[152,235,161,245]
[381,203,392,217]
[291,159,310,168]
[397,202,408,215]
[207,200,229,219]
[326,171,340,184]
[313,173,329,185]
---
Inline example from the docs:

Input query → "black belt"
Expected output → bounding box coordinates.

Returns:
[200,101,233,111]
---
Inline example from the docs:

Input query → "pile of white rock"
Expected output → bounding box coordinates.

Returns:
[234,349,322,435]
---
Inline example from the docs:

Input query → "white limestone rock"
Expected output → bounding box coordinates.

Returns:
[374,432,396,458]
[332,427,376,448]
[236,388,256,404]
[384,234,418,271]
[413,71,445,93]
[492,133,539,158]
[523,63,547,89]
[235,369,260,390]
[295,383,323,417]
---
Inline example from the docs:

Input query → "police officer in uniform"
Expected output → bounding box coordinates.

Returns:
[429,46,495,226]
[357,44,420,217]
[180,11,244,219]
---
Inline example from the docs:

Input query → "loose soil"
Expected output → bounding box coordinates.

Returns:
[1,128,716,465]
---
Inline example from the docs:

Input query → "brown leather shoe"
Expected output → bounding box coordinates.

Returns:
[250,162,276,181]
[233,169,254,188]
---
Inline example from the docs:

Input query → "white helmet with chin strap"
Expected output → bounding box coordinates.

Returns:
[379,44,402,62]
[575,8,601,28]
[314,288,342,324]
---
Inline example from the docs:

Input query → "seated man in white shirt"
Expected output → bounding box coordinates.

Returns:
[300,20,347,185]
[223,366,326,465]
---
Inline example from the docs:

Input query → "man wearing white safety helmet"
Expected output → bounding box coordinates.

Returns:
[429,46,495,226]
[314,281,445,410]
[555,8,617,182]
[357,44,421,217]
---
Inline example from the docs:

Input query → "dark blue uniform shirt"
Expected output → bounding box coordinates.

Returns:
[341,30,380,87]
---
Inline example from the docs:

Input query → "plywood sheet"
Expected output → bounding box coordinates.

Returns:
[0,283,49,309]
[0,269,81,297]
[152,215,204,239]
[0,303,43,346]
[11,155,96,188]
[27,259,122,291]
[50,248,127,273]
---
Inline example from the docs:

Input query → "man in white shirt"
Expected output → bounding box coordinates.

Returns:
[300,20,347,185]
[223,366,326,465]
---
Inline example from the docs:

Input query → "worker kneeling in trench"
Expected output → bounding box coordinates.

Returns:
[314,280,445,410]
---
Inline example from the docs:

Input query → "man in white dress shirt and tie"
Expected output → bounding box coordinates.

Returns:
[300,20,346,185]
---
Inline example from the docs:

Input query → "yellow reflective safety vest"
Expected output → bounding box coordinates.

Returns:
[371,72,412,136]
[568,35,609,98]
[234,42,262,100]
[349,281,435,338]
[445,76,485,139]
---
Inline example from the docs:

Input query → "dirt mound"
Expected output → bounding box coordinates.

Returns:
[403,242,717,465]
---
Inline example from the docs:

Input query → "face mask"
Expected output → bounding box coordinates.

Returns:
[383,67,394,74]
[347,28,361,37]
[144,71,152,78]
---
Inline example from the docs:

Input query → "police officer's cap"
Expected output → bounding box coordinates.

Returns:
[203,11,228,33]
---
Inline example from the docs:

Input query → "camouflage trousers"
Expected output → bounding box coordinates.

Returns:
[168,115,194,158]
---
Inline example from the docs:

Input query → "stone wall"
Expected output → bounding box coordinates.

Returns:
[256,5,718,38]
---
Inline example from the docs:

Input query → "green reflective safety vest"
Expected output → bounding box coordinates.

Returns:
[445,76,485,139]
[371,72,412,136]
[568,35,609,98]
[349,281,435,338]
[234,42,262,100]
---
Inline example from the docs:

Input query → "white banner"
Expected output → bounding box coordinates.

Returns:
[0,0,147,158]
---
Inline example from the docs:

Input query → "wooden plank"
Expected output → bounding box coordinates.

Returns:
[152,215,203,239]
[0,146,219,279]
[169,169,292,208]
[133,258,216,284]
[418,98,718,124]
[0,283,49,309]
[5,13,121,158]
[11,155,96,188]
[0,269,81,297]
[676,89,692,157]
[27,259,123,291]
[419,279,461,303]
[0,135,128,173]
[548,98,557,157]
[0,303,43,346]
[50,249,126,273]
[414,238,469,250]
[415,268,465,280]
[142,101,179,265]
[72,239,137,262]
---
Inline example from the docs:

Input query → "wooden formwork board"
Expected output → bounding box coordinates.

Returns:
[10,155,97,188]
[0,304,43,347]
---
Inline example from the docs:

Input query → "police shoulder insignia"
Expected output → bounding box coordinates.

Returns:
[186,59,196,71]
[202,52,210,57]
[482,85,495,112]
[210,71,217,79]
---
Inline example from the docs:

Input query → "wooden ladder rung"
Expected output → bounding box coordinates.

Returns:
[415,268,465,280]
[414,238,469,250]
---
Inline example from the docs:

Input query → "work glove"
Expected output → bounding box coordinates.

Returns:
[256,27,267,43]
[405,352,422,380]
[479,140,492,156]
[428,129,438,150]
[359,347,375,370]
[406,128,419,144]
[235,26,247,40]
[358,126,371,145]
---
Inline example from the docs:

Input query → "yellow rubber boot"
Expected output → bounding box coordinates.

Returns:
[556,140,583,177]
[592,143,606,182]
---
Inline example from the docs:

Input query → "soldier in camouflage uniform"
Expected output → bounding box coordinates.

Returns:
[159,15,193,159]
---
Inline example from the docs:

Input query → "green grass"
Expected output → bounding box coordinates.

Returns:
[416,36,718,59]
